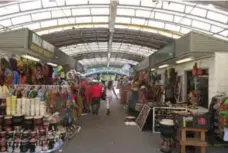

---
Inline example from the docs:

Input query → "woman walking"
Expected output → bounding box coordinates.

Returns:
[105,80,118,116]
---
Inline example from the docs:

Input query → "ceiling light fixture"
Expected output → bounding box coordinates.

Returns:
[151,68,156,71]
[21,55,40,62]
[176,57,193,64]
[47,62,58,67]
[158,64,169,69]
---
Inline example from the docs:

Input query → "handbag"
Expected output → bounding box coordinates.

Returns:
[101,87,106,100]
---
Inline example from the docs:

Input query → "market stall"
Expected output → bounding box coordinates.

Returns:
[0,29,82,152]
[134,31,228,151]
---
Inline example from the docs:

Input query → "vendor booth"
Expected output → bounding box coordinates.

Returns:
[0,29,81,153]
[135,31,228,151]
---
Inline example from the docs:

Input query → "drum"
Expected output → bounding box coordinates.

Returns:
[31,131,36,138]
[20,139,29,153]
[4,116,12,126]
[40,128,46,136]
[22,131,29,139]
[47,135,55,150]
[15,130,21,138]
[60,129,66,141]
[29,138,37,153]
[24,116,33,130]
[6,131,14,139]
[39,136,46,147]
[43,122,49,131]
[6,138,13,152]
[0,106,5,116]
[0,99,6,107]
[0,138,6,152]
[12,114,24,127]
[160,119,175,138]
[0,115,4,125]
[14,138,21,152]
[33,116,42,125]
[0,131,6,139]
[49,123,58,131]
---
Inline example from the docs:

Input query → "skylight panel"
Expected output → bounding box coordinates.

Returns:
[51,9,71,18]
[131,18,145,25]
[41,20,57,28]
[210,25,223,33]
[174,16,192,26]
[180,27,191,34]
[58,18,75,25]
[165,24,180,32]
[20,1,41,11]
[0,19,11,26]
[135,10,151,18]
[207,11,228,23]
[116,17,131,24]
[23,23,40,30]
[155,12,173,22]
[190,7,207,17]
[148,20,165,28]
[92,16,108,22]
[32,12,51,21]
[42,0,65,7]
[72,8,90,16]
[12,15,31,25]
[91,8,109,15]
[0,4,19,15]
[192,20,210,31]
[117,8,135,16]
[89,0,110,4]
[66,0,88,5]
[163,2,185,12]
[76,17,92,23]
[118,0,140,6]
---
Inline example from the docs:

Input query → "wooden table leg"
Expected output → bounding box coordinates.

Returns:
[181,145,185,153]
[201,147,206,153]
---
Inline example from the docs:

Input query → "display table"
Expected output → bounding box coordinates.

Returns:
[152,107,187,133]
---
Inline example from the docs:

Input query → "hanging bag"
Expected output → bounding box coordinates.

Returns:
[101,86,106,100]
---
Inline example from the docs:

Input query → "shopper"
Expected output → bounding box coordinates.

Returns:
[91,80,102,115]
[85,81,92,113]
[105,80,118,116]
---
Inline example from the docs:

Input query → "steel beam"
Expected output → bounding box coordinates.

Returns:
[107,0,118,67]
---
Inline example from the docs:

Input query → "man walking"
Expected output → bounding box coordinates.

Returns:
[91,80,102,115]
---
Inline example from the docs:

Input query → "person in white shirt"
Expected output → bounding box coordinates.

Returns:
[105,80,118,116]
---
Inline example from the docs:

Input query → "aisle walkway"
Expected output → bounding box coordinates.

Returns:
[62,99,227,153]
[63,99,160,153]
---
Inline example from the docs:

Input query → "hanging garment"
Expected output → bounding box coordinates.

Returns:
[224,127,228,141]
[0,85,9,98]
[13,71,19,84]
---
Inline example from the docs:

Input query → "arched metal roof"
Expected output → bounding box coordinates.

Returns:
[0,0,228,67]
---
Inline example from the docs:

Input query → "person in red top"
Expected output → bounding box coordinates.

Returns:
[84,81,92,113]
[91,80,102,115]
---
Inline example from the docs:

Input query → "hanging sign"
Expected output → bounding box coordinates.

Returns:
[29,31,55,58]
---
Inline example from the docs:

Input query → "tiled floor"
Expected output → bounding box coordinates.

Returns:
[62,100,227,153]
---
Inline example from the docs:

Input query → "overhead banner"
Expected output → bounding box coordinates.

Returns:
[28,31,55,58]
